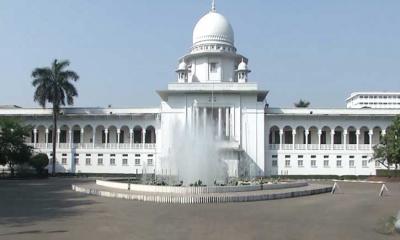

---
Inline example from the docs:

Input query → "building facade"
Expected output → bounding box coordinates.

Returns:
[1,5,399,176]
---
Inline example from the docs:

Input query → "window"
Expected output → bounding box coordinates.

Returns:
[349,160,355,168]
[74,158,79,165]
[298,155,303,159]
[98,154,103,157]
[110,158,116,165]
[362,160,368,168]
[135,154,140,157]
[324,155,329,159]
[85,158,91,165]
[135,159,140,166]
[285,155,290,158]
[311,160,316,167]
[73,130,80,143]
[349,155,354,159]
[337,155,342,159]
[272,155,278,158]
[86,154,91,157]
[298,160,303,167]
[123,154,128,157]
[285,160,290,167]
[62,153,67,157]
[209,62,217,73]
[61,158,67,165]
[148,154,153,157]
[47,130,53,143]
[311,155,316,159]
[348,131,357,144]
[110,154,116,157]
[324,160,329,167]
[364,131,370,144]
[336,160,342,168]
[272,160,278,167]
[122,159,128,166]
[98,158,103,165]
[148,159,153,166]
[74,153,79,157]
[60,130,67,143]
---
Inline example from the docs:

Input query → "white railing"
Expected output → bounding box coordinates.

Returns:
[268,144,280,150]
[282,144,292,150]
[333,144,344,150]
[320,145,331,150]
[295,144,306,150]
[346,144,357,150]
[307,144,319,150]
[359,144,371,150]
[27,142,156,150]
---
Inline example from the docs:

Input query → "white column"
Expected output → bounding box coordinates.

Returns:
[230,106,234,138]
[117,128,121,149]
[217,107,222,138]
[129,128,133,148]
[33,128,37,148]
[343,130,347,150]
[203,107,207,133]
[80,128,84,148]
[318,130,322,150]
[356,129,360,151]
[305,130,309,150]
[226,107,230,139]
[368,130,373,150]
[292,130,296,150]
[104,129,108,148]
[45,128,49,148]
[382,129,386,136]
[142,129,146,149]
[279,129,283,150]
[92,129,96,148]
[331,132,334,150]
[57,129,60,148]
[68,129,72,148]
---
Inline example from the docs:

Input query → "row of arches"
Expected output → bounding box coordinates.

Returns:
[269,125,387,145]
[30,125,156,145]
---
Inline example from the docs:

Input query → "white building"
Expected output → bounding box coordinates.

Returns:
[1,4,399,177]
[346,92,400,109]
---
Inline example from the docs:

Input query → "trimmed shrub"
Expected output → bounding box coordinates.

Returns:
[30,153,49,176]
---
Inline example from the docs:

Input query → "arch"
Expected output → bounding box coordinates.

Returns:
[372,126,382,144]
[83,125,94,144]
[359,126,370,144]
[347,126,357,145]
[71,125,81,144]
[320,126,331,144]
[108,125,118,143]
[120,125,130,144]
[308,126,318,144]
[59,125,70,143]
[295,126,306,144]
[333,126,343,144]
[35,125,46,143]
[145,126,156,143]
[282,126,293,144]
[268,126,280,144]
[95,125,106,144]
[133,125,143,143]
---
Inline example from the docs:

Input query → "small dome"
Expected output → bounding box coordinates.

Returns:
[177,61,187,71]
[193,11,234,46]
[238,60,248,71]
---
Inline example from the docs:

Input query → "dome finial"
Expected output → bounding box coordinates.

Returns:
[211,0,216,12]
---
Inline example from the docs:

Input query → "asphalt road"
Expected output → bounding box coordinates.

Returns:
[0,178,399,240]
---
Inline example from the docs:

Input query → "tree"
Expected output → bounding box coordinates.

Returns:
[0,118,33,176]
[372,116,400,175]
[30,153,49,176]
[294,99,310,108]
[32,59,79,175]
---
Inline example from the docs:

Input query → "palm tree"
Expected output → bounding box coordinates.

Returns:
[32,59,79,175]
[294,99,310,108]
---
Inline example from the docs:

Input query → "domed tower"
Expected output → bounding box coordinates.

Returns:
[176,2,249,83]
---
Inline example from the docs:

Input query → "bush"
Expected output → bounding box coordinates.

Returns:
[376,170,400,177]
[30,153,49,176]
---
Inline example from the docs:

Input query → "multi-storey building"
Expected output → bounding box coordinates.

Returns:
[1,4,399,176]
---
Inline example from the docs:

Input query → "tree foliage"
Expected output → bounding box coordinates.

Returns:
[32,59,79,175]
[372,116,400,172]
[294,99,310,108]
[0,118,33,176]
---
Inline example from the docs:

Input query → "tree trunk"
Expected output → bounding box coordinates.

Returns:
[52,106,58,176]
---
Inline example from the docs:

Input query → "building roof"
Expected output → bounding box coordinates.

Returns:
[266,107,400,116]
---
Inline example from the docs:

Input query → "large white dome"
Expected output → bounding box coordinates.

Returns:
[192,11,234,46]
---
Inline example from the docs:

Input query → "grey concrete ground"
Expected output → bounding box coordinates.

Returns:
[0,178,399,240]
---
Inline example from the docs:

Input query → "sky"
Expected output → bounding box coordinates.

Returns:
[0,0,399,108]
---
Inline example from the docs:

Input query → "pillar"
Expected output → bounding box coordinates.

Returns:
[292,130,296,150]
[117,128,121,149]
[369,130,373,150]
[45,128,49,148]
[343,130,347,149]
[129,128,133,148]
[57,129,60,148]
[226,107,230,139]
[318,129,322,150]
[142,129,146,149]
[279,129,283,150]
[33,128,37,148]
[305,130,309,150]
[203,107,207,133]
[80,128,84,148]
[92,129,96,148]
[68,129,72,148]
[331,132,334,149]
[104,129,108,148]
[356,129,360,151]
[218,107,222,138]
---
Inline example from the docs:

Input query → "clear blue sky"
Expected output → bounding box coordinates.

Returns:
[1,0,399,108]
